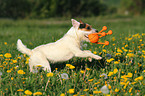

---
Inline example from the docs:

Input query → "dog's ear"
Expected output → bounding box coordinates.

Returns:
[71,19,80,28]
[79,20,83,24]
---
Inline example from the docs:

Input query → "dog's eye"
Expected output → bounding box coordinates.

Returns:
[87,26,91,30]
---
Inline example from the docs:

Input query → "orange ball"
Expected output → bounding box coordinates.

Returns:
[88,33,99,43]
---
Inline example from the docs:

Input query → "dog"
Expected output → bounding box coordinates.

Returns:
[17,19,102,72]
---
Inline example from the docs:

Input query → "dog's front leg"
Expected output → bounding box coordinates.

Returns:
[73,49,102,60]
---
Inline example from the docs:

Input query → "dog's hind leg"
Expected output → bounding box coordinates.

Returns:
[29,52,51,73]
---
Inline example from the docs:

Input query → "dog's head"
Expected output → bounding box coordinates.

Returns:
[71,19,98,42]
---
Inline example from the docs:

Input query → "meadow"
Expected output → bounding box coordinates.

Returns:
[0,16,145,96]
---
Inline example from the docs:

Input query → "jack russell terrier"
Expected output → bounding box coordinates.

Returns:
[17,19,102,72]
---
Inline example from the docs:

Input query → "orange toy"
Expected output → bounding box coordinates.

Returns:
[88,26,112,45]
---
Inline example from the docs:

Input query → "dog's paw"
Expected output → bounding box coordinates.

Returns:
[94,56,102,60]
[88,58,92,62]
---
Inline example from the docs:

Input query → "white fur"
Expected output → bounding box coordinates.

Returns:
[17,19,102,72]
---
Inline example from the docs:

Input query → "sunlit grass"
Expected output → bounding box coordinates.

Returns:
[0,16,145,95]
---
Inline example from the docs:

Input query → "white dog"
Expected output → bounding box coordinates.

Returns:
[17,19,102,72]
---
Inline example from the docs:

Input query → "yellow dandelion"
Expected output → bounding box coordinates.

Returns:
[60,93,65,96]
[93,91,102,94]
[7,70,11,73]
[33,92,42,95]
[106,58,114,63]
[102,49,107,53]
[88,79,93,82]
[93,51,97,54]
[115,88,119,92]
[24,90,32,95]
[17,70,25,74]
[68,89,74,94]
[86,68,91,71]
[17,89,24,92]
[117,48,123,53]
[129,88,133,93]
[46,73,53,77]
[4,53,12,58]
[113,68,118,74]
[12,59,17,63]
[80,70,85,74]
[0,54,3,57]
[83,89,89,91]
[108,72,114,76]
[127,53,134,57]
[11,77,14,80]
[69,65,75,69]
[114,61,119,64]
[66,64,71,67]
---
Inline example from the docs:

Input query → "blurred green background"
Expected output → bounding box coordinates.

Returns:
[0,0,145,19]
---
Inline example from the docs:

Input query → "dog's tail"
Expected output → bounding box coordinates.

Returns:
[17,39,32,56]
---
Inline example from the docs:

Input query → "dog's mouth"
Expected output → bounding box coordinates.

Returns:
[84,35,89,38]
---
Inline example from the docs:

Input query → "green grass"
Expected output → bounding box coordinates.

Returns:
[0,16,145,96]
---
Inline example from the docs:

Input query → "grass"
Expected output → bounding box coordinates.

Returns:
[0,16,145,96]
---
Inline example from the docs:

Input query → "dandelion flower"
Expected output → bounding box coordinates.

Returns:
[61,73,69,79]
[83,89,89,91]
[17,89,24,92]
[113,68,118,74]
[60,93,65,96]
[7,70,11,73]
[100,85,109,94]
[115,88,119,92]
[33,92,42,95]
[69,65,75,69]
[93,91,102,94]
[46,73,53,77]
[114,61,119,64]
[68,89,74,94]
[108,72,114,76]
[4,53,12,58]
[24,90,32,95]
[80,70,85,74]
[17,70,25,74]
[100,73,108,79]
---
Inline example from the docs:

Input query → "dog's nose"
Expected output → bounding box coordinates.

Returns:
[95,30,98,33]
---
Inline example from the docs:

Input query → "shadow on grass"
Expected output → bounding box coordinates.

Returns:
[51,57,106,72]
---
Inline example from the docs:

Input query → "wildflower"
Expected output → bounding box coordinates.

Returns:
[106,58,114,63]
[0,72,2,76]
[93,51,97,54]
[60,93,65,96]
[108,85,111,89]
[66,64,71,67]
[83,89,89,91]
[127,73,133,77]
[4,53,12,58]
[129,88,133,93]
[114,61,119,64]
[17,89,24,92]
[80,70,85,73]
[17,70,25,74]
[7,70,11,73]
[108,72,113,76]
[86,68,91,71]
[102,49,107,53]
[61,73,69,79]
[100,85,109,94]
[11,77,14,80]
[12,59,17,63]
[127,53,134,57]
[115,88,119,92]
[88,79,94,82]
[113,68,118,74]
[69,65,75,69]
[0,54,3,57]
[100,73,108,79]
[33,92,42,95]
[112,37,116,41]
[93,91,102,94]
[24,90,32,95]
[46,73,53,77]
[117,48,123,53]
[4,42,7,45]
[94,82,100,85]
[68,89,74,94]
